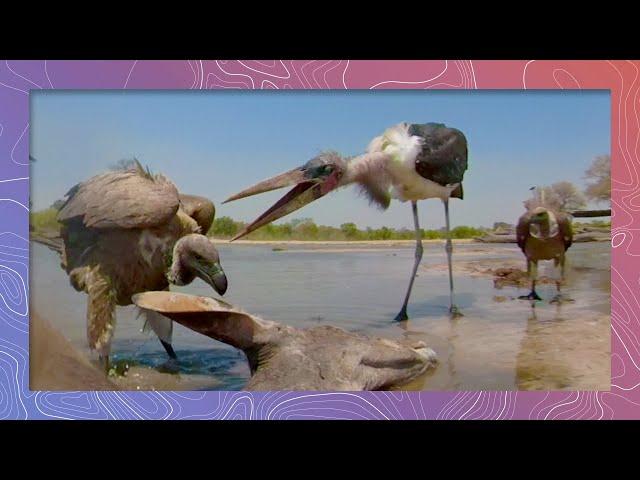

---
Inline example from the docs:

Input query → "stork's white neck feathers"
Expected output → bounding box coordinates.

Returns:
[343,123,421,183]
[366,122,423,162]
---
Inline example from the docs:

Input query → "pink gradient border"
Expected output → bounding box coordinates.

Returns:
[0,60,633,420]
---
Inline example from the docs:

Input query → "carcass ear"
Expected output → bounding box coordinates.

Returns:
[132,291,262,350]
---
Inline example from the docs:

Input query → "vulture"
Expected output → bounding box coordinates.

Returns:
[516,205,573,303]
[55,160,228,372]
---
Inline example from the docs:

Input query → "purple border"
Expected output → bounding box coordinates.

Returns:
[0,60,634,420]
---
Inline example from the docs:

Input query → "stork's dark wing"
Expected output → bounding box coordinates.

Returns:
[557,213,573,251]
[415,153,468,187]
[516,212,531,253]
[58,169,180,229]
[410,123,468,191]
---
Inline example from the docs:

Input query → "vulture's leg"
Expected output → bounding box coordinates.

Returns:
[142,308,176,359]
[550,254,574,304]
[139,287,178,362]
[519,260,542,301]
[395,201,423,322]
[85,267,117,374]
[143,310,176,359]
[160,339,177,359]
[443,198,461,317]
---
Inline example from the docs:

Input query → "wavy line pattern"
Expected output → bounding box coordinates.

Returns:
[0,60,633,419]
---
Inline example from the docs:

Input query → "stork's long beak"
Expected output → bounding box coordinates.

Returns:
[223,167,308,203]
[223,165,341,241]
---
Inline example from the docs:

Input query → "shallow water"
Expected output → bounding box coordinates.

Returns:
[30,240,611,391]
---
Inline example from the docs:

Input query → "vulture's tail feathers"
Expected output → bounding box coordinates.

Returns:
[86,267,117,358]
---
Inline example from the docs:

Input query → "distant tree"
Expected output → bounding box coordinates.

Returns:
[50,199,66,210]
[294,219,319,239]
[524,182,586,212]
[451,226,484,239]
[584,154,611,203]
[290,218,313,229]
[493,222,513,230]
[372,227,393,240]
[340,222,359,239]
[211,216,238,237]
[548,181,587,211]
[423,229,442,240]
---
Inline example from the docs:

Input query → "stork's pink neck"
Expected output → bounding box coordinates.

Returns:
[343,152,390,185]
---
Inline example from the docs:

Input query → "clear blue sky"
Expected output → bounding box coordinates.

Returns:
[30,90,610,229]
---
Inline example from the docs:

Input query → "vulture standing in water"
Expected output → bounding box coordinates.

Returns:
[56,161,228,372]
[516,204,573,303]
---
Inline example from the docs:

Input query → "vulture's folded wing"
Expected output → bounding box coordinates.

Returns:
[178,194,216,234]
[58,167,180,229]
[516,213,530,253]
[557,213,574,251]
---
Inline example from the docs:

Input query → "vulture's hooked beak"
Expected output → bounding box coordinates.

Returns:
[223,154,343,241]
[196,262,228,296]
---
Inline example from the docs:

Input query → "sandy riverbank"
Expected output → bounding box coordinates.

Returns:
[30,312,222,391]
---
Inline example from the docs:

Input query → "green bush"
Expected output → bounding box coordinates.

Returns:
[30,208,61,232]
[451,226,485,239]
[210,216,239,237]
[340,222,359,239]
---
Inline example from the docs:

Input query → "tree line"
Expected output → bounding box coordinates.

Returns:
[210,216,487,241]
[524,154,611,212]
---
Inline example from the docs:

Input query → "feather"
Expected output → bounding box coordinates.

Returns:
[356,173,391,210]
[57,168,180,229]
[86,266,117,356]
[137,307,174,344]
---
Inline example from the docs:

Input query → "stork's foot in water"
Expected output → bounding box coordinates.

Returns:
[449,305,463,318]
[157,357,180,374]
[519,291,542,301]
[394,308,408,322]
[550,294,574,305]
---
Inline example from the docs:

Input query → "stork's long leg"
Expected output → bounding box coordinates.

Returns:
[394,201,423,322]
[443,198,460,316]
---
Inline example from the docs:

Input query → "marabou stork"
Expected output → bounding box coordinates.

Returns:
[224,122,468,320]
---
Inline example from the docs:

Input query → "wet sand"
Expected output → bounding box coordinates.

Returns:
[393,243,610,391]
